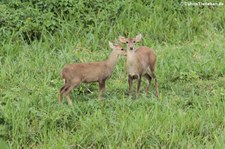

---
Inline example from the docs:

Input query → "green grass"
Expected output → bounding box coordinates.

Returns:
[1,34,224,148]
[0,1,225,148]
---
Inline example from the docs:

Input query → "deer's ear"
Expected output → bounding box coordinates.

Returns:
[109,41,114,49]
[119,36,127,43]
[135,34,142,42]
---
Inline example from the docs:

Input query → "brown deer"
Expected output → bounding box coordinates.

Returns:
[59,42,126,105]
[119,34,159,97]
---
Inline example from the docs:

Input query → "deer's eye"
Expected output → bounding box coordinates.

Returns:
[126,41,128,44]
[133,41,136,43]
[121,48,124,51]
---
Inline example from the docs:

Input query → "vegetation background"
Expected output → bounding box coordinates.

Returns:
[0,0,224,148]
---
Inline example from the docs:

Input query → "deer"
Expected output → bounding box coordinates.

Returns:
[59,42,126,106]
[119,34,159,98]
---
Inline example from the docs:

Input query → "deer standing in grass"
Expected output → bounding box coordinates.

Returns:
[59,42,126,106]
[119,34,159,97]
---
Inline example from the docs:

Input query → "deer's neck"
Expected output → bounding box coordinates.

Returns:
[127,49,137,62]
[106,51,118,70]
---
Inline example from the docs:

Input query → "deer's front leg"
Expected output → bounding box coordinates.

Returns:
[136,75,142,97]
[98,80,106,99]
[128,75,133,97]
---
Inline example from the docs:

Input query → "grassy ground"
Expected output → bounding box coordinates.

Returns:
[0,1,225,148]
[0,33,224,148]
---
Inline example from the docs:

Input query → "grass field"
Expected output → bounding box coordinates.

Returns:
[0,1,225,148]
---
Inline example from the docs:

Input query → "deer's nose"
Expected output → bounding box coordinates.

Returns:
[130,47,133,50]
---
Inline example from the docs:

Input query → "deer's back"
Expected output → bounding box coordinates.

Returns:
[62,62,110,83]
[136,46,156,61]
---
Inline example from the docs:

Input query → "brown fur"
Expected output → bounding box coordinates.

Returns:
[59,42,126,106]
[119,34,159,97]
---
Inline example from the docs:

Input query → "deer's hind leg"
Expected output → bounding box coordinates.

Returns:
[60,79,80,106]
[59,83,71,105]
